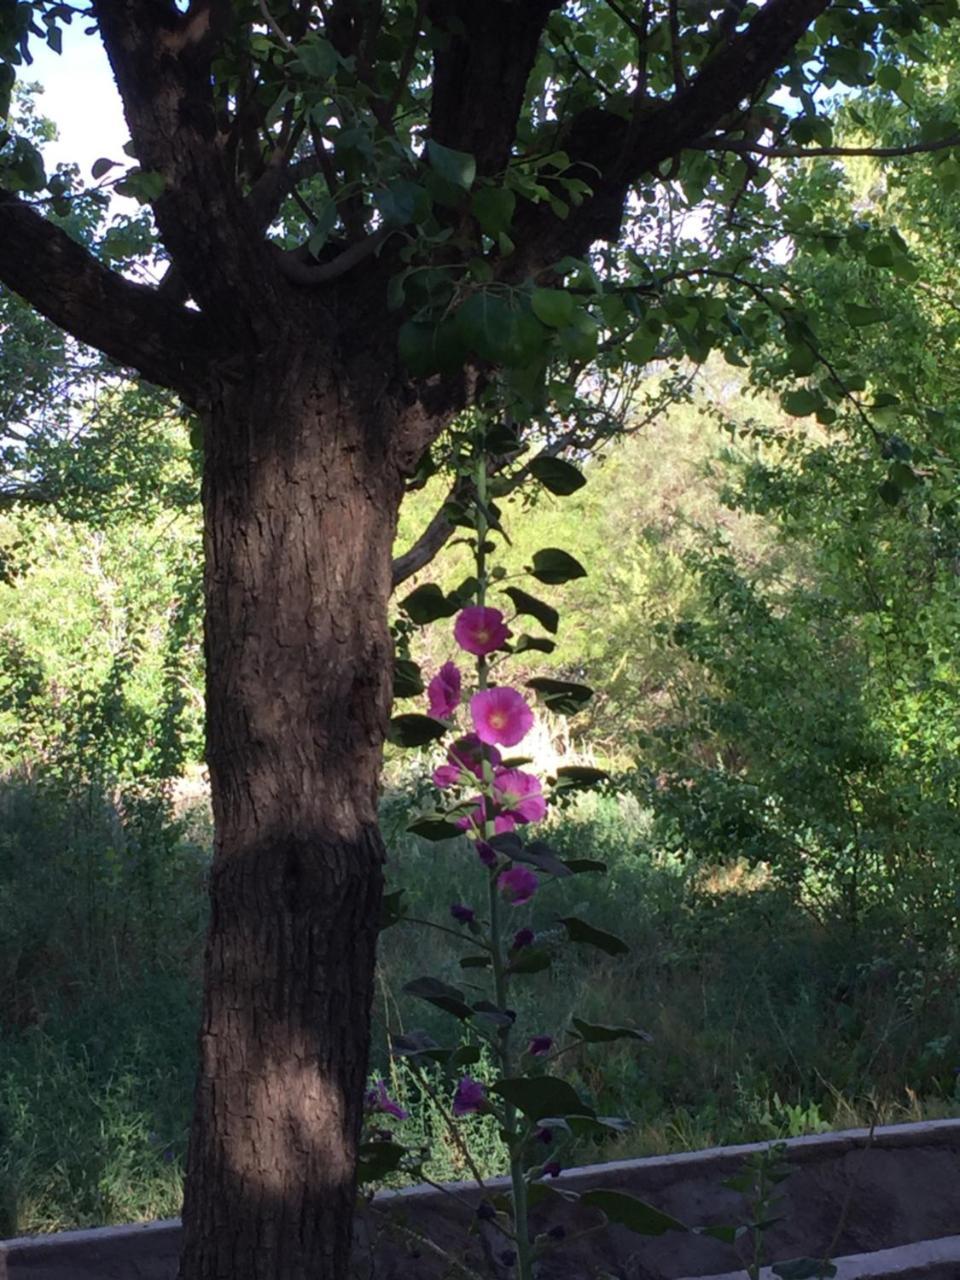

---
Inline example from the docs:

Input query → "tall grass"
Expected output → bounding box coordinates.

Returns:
[1,776,958,1236]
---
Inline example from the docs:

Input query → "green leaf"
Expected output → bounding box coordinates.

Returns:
[400,582,459,625]
[526,677,593,714]
[393,658,423,699]
[781,389,818,417]
[844,302,886,327]
[387,714,448,747]
[357,1141,407,1185]
[472,186,516,237]
[115,169,165,203]
[562,858,607,874]
[555,765,609,789]
[512,634,557,655]
[293,35,339,79]
[398,319,466,377]
[379,889,406,930]
[623,327,659,365]
[503,586,559,634]
[528,456,587,495]
[91,157,119,181]
[493,1076,595,1121]
[561,916,629,955]
[426,140,476,191]
[529,547,587,584]
[531,288,576,329]
[403,976,474,1020]
[581,1189,687,1236]
[406,814,463,842]
[508,946,553,974]
[571,1018,651,1043]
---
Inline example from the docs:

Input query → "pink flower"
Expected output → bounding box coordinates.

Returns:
[454,606,510,656]
[456,800,516,836]
[453,1076,487,1116]
[471,687,534,747]
[427,661,461,719]
[528,1035,553,1057]
[432,763,460,789]
[449,734,501,776]
[498,865,538,905]
[493,768,547,824]
[364,1079,408,1121]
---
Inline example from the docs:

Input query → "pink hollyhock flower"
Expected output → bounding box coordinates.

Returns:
[454,606,510,656]
[452,1076,487,1116]
[493,768,547,824]
[528,1035,553,1057]
[427,661,461,719]
[364,1079,408,1121]
[471,687,534,747]
[498,865,538,906]
[432,763,460,789]
[448,733,501,777]
[456,800,516,837]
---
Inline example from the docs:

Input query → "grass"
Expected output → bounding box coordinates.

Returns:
[1,775,958,1235]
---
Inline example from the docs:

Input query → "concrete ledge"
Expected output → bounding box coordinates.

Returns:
[2,1119,959,1278]
[692,1234,960,1280]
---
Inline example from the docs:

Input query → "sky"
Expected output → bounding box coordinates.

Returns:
[24,22,128,182]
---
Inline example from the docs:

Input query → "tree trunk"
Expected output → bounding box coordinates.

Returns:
[178,356,405,1280]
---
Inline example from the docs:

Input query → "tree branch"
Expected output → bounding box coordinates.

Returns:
[691,132,960,160]
[0,190,220,404]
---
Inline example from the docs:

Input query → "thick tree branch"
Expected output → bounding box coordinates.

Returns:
[692,132,960,160]
[0,190,220,404]
[513,0,830,270]
[428,0,562,176]
[92,0,287,338]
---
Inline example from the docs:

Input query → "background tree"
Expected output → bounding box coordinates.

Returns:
[0,1,957,1276]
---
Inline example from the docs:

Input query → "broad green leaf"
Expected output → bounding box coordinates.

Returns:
[406,815,463,842]
[571,1018,652,1043]
[781,388,818,417]
[356,1141,407,1184]
[503,586,559,634]
[379,889,406,930]
[472,185,516,236]
[526,677,593,714]
[398,319,466,377]
[561,916,629,955]
[400,582,459,624]
[393,658,423,699]
[403,976,474,1020]
[493,1076,595,1121]
[581,1189,687,1236]
[91,157,119,180]
[555,765,609,788]
[387,714,448,747]
[528,456,587,495]
[844,302,886,327]
[426,140,476,191]
[529,547,587,584]
[531,288,576,329]
[512,634,556,655]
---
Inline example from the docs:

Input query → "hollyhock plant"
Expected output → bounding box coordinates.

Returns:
[427,661,462,719]
[512,927,535,950]
[456,800,516,836]
[498,865,538,905]
[450,903,475,925]
[493,768,547,824]
[364,1079,408,1121]
[454,605,510,656]
[432,763,460,789]
[449,732,501,776]
[476,840,498,868]
[452,1075,487,1116]
[528,1035,553,1057]
[471,687,534,747]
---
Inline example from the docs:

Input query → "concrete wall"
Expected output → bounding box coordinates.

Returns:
[2,1119,958,1279]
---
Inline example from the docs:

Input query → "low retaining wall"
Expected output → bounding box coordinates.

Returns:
[2,1119,958,1279]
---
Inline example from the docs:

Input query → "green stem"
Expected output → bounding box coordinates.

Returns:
[473,440,533,1280]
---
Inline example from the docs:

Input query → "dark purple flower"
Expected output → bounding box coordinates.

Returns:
[528,1035,553,1057]
[498,864,538,905]
[535,1127,553,1145]
[450,902,475,925]
[543,1161,562,1178]
[427,661,462,719]
[476,1201,496,1221]
[499,1250,517,1267]
[476,840,498,868]
[511,927,535,950]
[364,1079,408,1121]
[432,763,460,789]
[548,1224,566,1241]
[452,1075,487,1116]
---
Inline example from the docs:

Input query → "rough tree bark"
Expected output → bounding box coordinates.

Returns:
[179,355,408,1279]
